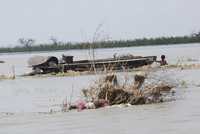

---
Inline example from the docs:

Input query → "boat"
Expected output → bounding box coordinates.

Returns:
[28,54,157,75]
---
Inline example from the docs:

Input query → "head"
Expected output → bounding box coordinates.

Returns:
[161,55,166,61]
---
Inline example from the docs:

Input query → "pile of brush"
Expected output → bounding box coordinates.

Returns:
[82,72,175,107]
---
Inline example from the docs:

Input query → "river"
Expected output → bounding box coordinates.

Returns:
[0,43,200,134]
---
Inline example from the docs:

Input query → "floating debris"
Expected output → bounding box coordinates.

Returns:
[61,72,176,112]
[83,73,174,105]
[0,75,15,80]
[166,64,200,70]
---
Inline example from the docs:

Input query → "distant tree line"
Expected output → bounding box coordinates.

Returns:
[0,33,200,53]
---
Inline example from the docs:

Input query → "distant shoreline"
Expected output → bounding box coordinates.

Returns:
[0,35,200,54]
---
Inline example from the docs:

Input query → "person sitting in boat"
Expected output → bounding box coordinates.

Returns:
[158,55,168,66]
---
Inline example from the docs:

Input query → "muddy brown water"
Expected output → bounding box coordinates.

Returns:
[0,43,200,134]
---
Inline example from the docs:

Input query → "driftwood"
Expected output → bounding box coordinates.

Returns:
[82,73,174,106]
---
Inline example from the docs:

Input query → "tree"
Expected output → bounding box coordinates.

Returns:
[50,36,62,46]
[18,38,35,49]
[191,31,200,37]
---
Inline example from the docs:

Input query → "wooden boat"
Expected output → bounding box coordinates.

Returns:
[28,54,157,74]
[63,56,157,72]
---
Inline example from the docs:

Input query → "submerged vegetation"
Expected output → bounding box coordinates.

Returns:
[0,33,200,53]
[60,72,176,112]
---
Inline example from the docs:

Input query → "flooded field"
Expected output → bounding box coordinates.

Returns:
[0,43,200,134]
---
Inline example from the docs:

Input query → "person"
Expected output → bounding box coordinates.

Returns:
[159,55,168,66]
[156,55,168,66]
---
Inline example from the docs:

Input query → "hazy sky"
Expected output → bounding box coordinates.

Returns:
[0,0,200,46]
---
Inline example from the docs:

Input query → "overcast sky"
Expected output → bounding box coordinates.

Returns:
[0,0,200,46]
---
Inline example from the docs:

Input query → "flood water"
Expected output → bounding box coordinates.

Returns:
[0,43,200,134]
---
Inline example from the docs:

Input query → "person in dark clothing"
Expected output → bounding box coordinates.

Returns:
[156,55,168,66]
[160,55,168,66]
